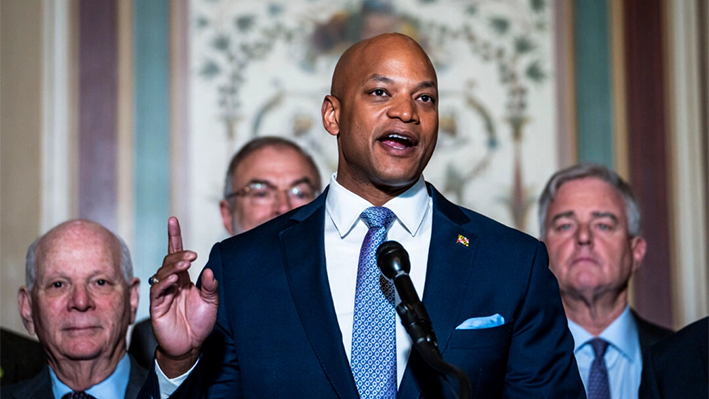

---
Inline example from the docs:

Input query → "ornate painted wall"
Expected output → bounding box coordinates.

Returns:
[185,0,560,267]
[1,0,706,334]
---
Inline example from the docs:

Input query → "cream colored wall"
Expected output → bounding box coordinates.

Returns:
[1,0,44,336]
[666,0,709,329]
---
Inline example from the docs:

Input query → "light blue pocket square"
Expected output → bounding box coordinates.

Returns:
[455,314,505,330]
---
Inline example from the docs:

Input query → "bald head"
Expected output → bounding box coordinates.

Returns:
[25,219,132,291]
[331,33,437,99]
[19,219,140,388]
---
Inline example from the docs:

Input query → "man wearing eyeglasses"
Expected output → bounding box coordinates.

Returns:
[219,136,322,236]
[128,136,321,368]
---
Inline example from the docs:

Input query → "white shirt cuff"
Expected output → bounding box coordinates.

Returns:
[155,356,200,399]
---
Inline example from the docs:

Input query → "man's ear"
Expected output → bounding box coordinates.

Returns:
[321,95,341,137]
[630,236,647,273]
[219,200,236,236]
[128,277,140,324]
[18,287,36,336]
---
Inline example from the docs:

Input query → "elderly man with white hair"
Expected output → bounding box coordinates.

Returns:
[2,219,147,399]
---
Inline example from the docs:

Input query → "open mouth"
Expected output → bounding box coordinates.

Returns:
[379,133,417,150]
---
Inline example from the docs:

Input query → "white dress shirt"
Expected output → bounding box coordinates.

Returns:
[157,173,433,396]
[325,174,432,385]
[567,306,643,399]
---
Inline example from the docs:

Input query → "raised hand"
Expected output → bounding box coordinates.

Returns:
[150,216,219,377]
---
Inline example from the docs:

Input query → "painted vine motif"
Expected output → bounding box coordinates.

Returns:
[193,0,550,231]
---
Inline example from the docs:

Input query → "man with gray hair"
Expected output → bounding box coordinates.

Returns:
[539,163,672,399]
[218,136,322,235]
[1,219,147,399]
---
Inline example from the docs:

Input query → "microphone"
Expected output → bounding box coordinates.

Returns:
[376,240,439,353]
[376,241,471,399]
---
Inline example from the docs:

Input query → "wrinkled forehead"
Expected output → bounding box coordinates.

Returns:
[332,34,437,95]
[234,146,317,184]
[36,224,122,278]
[550,178,628,219]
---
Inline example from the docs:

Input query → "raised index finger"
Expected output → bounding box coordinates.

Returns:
[167,216,183,254]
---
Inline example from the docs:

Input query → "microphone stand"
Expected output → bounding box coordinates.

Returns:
[377,240,471,399]
[395,287,472,399]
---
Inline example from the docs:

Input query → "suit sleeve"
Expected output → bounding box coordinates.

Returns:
[503,241,586,398]
[137,243,243,399]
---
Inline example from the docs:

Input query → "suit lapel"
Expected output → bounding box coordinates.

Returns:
[125,354,148,399]
[399,186,479,398]
[422,188,478,351]
[11,366,54,399]
[279,190,359,399]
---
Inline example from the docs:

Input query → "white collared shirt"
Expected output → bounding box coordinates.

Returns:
[567,306,642,399]
[325,174,432,385]
[51,353,131,399]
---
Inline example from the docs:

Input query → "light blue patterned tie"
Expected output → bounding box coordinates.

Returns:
[587,338,611,399]
[351,206,397,399]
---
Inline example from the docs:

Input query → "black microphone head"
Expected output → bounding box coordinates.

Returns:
[376,240,411,279]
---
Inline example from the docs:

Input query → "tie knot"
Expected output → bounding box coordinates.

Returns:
[62,392,96,399]
[589,338,609,358]
[360,207,396,230]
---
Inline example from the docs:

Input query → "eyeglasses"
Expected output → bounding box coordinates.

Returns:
[226,180,318,207]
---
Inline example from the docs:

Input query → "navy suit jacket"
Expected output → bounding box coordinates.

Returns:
[639,317,708,399]
[140,185,584,398]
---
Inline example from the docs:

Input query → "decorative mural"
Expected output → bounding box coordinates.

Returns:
[187,0,557,258]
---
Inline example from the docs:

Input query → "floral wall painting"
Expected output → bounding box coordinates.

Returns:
[187,0,557,257]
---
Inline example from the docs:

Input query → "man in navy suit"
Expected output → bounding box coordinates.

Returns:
[140,33,584,398]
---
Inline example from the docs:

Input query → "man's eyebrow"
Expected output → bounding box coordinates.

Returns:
[365,74,437,92]
[591,212,619,223]
[366,74,394,84]
[415,81,437,91]
[245,178,315,189]
[244,179,276,188]
[288,177,315,188]
[550,211,575,222]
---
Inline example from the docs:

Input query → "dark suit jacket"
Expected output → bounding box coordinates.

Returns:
[638,317,708,399]
[0,328,46,387]
[129,318,158,370]
[139,185,585,398]
[632,310,673,354]
[1,354,148,399]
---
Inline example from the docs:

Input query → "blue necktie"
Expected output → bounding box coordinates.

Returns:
[351,206,397,399]
[587,338,611,399]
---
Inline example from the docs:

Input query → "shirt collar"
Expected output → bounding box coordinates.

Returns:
[326,173,430,238]
[567,306,639,361]
[50,353,131,399]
